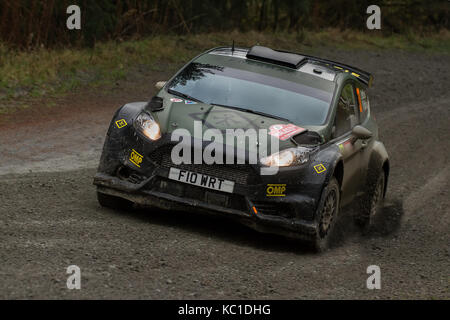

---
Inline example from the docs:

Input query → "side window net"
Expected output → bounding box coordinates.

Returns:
[333,83,357,138]
[357,88,370,121]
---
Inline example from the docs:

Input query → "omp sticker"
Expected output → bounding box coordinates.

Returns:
[266,184,286,197]
[338,144,344,153]
[129,149,143,167]
[170,98,183,103]
[314,164,326,174]
[115,119,127,128]
[185,100,197,105]
[269,124,306,141]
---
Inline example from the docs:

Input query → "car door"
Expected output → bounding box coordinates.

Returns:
[331,82,364,206]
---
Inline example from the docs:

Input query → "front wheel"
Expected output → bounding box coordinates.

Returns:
[311,177,340,252]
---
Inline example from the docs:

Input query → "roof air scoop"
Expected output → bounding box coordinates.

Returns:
[246,45,306,69]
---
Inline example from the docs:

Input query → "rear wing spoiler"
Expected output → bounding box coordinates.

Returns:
[301,54,374,88]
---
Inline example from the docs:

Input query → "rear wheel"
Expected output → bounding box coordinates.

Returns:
[97,191,133,210]
[312,177,340,252]
[356,168,385,231]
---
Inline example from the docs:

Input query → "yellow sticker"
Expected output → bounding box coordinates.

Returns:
[129,149,143,167]
[314,164,327,174]
[351,72,360,78]
[338,144,344,153]
[116,119,127,128]
[266,184,286,197]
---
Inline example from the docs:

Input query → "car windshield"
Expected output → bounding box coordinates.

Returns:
[167,62,334,126]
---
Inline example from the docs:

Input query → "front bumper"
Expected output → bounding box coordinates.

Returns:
[94,167,321,240]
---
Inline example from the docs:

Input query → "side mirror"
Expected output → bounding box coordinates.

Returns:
[155,81,167,90]
[351,125,372,143]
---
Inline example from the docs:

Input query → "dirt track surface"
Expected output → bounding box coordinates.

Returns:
[0,48,449,299]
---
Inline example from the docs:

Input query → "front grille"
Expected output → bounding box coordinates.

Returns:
[152,177,248,211]
[149,145,259,185]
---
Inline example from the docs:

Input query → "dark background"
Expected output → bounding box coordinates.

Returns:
[0,0,448,48]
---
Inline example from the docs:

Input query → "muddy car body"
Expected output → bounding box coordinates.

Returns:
[94,46,390,251]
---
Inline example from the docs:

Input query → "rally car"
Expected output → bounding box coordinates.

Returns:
[93,45,389,251]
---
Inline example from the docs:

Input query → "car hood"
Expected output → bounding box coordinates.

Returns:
[150,99,303,154]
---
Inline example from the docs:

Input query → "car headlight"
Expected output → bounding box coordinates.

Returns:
[260,147,310,167]
[134,112,161,141]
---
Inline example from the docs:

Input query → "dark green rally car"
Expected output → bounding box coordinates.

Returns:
[94,46,389,251]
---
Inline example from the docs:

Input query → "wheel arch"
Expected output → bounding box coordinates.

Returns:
[370,141,389,198]
[315,146,344,191]
[333,160,344,190]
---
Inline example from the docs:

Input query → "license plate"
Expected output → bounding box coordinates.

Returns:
[168,168,235,193]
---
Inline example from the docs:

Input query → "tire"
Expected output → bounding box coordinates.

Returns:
[356,168,385,232]
[312,177,340,252]
[97,191,133,211]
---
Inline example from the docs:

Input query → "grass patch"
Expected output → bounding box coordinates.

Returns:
[0,29,449,104]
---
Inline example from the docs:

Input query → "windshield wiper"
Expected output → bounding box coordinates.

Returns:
[167,89,203,103]
[210,103,291,122]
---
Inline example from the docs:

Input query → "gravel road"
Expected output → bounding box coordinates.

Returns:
[0,48,449,299]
